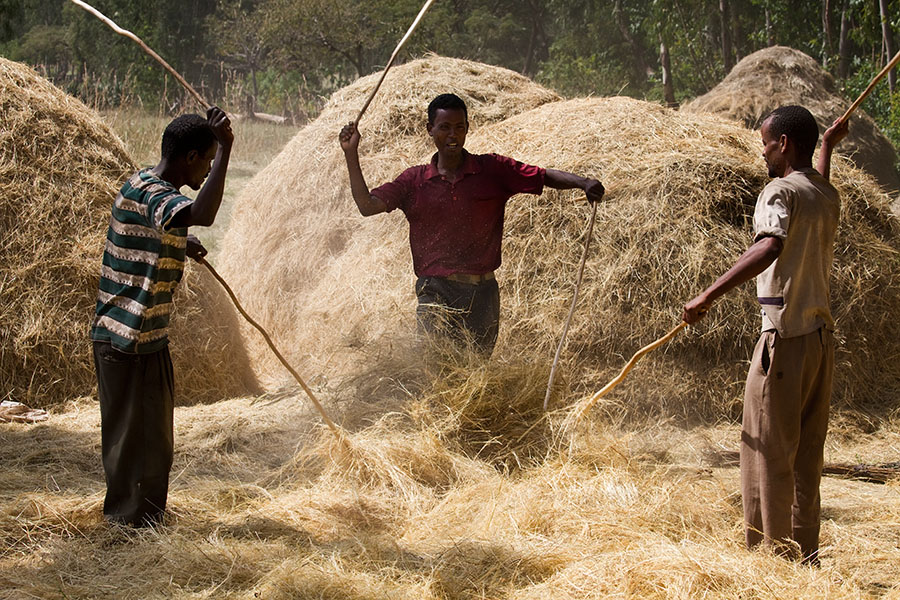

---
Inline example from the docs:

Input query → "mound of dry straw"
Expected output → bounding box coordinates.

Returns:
[467,96,900,421]
[228,59,900,422]
[218,56,560,381]
[683,45,900,194]
[0,57,258,407]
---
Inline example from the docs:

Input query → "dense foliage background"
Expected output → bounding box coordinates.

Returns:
[0,0,898,145]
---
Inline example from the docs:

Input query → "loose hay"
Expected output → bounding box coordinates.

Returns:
[0,57,259,407]
[683,45,900,194]
[2,395,900,597]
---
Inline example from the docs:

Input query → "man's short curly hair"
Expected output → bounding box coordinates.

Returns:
[160,114,216,160]
[427,93,468,125]
[764,105,819,160]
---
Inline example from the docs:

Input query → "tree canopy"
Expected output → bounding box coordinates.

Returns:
[0,0,897,147]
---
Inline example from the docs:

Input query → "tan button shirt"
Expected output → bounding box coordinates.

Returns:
[753,168,840,338]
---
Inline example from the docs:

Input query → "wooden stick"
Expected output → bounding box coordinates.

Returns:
[543,200,598,411]
[196,257,343,441]
[68,0,210,110]
[354,0,436,124]
[822,462,900,484]
[574,321,687,418]
[839,48,900,124]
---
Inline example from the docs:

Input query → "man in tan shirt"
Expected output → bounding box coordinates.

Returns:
[683,105,848,564]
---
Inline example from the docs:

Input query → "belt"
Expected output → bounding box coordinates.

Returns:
[444,271,495,284]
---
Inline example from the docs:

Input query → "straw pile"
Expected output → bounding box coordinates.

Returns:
[468,96,900,421]
[683,46,900,194]
[221,59,900,422]
[0,57,258,407]
[217,56,561,382]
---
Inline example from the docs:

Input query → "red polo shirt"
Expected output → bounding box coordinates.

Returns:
[371,151,545,277]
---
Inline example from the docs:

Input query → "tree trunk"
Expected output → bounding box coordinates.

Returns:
[614,0,650,81]
[822,0,833,67]
[879,0,896,92]
[720,0,734,71]
[765,5,775,46]
[838,0,851,79]
[248,65,258,118]
[660,34,677,108]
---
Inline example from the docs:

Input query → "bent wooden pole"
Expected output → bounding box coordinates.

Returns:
[573,321,688,420]
[197,257,343,441]
[543,199,598,411]
[355,0,436,124]
[68,0,210,110]
[839,48,900,124]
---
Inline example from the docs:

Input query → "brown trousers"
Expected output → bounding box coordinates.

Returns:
[741,327,833,562]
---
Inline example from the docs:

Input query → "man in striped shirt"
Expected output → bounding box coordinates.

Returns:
[91,106,232,527]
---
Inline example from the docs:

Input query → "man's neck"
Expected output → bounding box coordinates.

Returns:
[436,150,465,176]
[150,159,185,189]
[782,159,813,178]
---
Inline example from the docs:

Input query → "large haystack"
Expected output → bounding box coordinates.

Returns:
[469,96,900,419]
[225,72,900,419]
[683,46,900,194]
[218,56,560,381]
[0,58,258,407]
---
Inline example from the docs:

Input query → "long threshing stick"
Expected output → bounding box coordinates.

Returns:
[543,200,598,411]
[68,0,210,110]
[571,321,687,420]
[197,258,343,441]
[354,0,437,123]
[839,48,900,124]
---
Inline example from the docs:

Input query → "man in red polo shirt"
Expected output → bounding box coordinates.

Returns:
[339,93,604,354]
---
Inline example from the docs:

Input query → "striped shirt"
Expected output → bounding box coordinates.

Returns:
[91,168,194,354]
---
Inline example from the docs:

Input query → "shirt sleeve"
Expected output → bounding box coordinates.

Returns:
[489,154,545,195]
[148,188,193,232]
[371,167,418,213]
[753,182,791,241]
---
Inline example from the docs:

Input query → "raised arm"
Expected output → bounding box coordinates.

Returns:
[544,168,605,203]
[816,118,849,181]
[339,122,387,216]
[682,235,784,324]
[171,106,234,228]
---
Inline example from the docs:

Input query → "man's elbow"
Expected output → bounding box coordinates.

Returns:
[760,236,784,262]
[357,204,378,217]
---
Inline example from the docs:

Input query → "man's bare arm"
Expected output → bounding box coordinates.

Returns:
[816,118,849,181]
[682,235,784,324]
[544,168,605,203]
[339,122,387,216]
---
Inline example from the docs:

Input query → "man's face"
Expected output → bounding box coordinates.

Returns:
[760,119,785,178]
[427,108,468,157]
[185,143,218,190]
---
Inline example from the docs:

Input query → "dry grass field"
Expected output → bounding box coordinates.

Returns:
[2,56,900,599]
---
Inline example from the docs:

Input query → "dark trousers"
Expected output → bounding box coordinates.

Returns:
[93,341,175,527]
[415,276,500,355]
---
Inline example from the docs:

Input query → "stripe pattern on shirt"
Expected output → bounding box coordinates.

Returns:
[91,168,193,354]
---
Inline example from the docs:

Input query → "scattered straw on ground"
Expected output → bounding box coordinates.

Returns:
[683,45,900,194]
[1,393,898,598]
[0,57,259,408]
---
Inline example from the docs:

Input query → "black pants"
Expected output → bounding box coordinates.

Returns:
[415,276,500,355]
[93,341,174,527]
